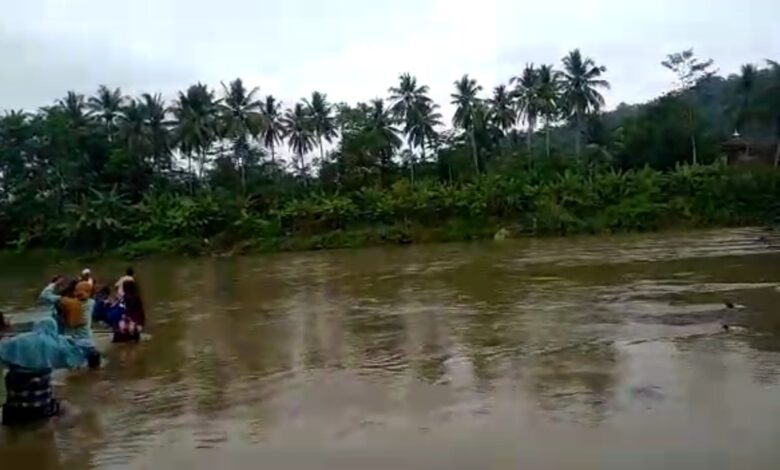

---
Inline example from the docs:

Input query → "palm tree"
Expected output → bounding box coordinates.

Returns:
[737,64,757,133]
[365,99,402,184]
[220,78,261,138]
[140,93,170,171]
[261,95,284,165]
[304,91,337,161]
[282,103,315,177]
[511,64,541,153]
[87,85,125,137]
[171,83,219,186]
[560,50,610,156]
[489,84,516,134]
[389,73,432,121]
[451,74,483,174]
[57,91,88,128]
[389,73,435,172]
[118,99,150,160]
[389,73,431,112]
[536,65,561,158]
[405,101,442,182]
[220,78,261,189]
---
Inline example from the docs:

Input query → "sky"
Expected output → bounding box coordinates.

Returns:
[1,0,779,118]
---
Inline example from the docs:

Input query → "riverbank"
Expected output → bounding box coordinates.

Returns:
[2,164,779,260]
[100,220,779,260]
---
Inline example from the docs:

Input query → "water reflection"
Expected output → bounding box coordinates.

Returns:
[1,228,780,468]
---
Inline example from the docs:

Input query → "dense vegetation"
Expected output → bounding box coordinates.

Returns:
[1,49,779,256]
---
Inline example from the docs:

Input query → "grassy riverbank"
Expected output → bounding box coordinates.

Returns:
[67,163,778,258]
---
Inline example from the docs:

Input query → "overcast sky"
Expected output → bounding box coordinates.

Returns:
[1,0,779,116]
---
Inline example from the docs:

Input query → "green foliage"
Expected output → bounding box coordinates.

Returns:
[1,49,779,256]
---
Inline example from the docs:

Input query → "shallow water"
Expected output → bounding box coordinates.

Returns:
[1,228,780,469]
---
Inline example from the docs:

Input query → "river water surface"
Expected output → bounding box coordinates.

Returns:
[1,228,780,469]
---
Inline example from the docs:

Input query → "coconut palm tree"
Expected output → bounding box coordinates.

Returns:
[405,101,442,182]
[389,73,435,168]
[488,84,516,157]
[451,74,483,174]
[118,99,150,161]
[736,64,757,132]
[304,91,337,161]
[536,65,561,158]
[489,84,516,134]
[140,93,170,171]
[560,50,609,156]
[87,85,125,137]
[220,78,261,138]
[171,83,219,186]
[220,78,261,189]
[364,99,402,184]
[389,73,432,117]
[389,73,432,135]
[282,103,315,177]
[511,64,541,153]
[261,95,284,165]
[57,91,88,128]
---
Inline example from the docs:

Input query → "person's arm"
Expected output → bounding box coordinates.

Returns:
[38,283,61,307]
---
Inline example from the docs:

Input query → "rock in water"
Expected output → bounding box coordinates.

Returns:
[494,228,511,241]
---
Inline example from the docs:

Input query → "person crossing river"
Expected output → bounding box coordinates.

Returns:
[0,314,89,426]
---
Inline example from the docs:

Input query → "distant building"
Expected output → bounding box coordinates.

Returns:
[721,132,776,167]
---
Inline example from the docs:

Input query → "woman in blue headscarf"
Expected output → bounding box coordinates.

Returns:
[0,317,86,426]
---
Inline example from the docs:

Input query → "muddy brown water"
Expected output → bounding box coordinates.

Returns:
[1,228,780,469]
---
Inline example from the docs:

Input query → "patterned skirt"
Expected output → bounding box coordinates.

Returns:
[2,367,60,426]
[112,315,142,343]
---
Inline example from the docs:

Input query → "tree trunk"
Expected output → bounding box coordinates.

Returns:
[526,121,533,153]
[188,153,194,194]
[688,108,697,165]
[319,136,324,161]
[545,122,551,158]
[240,159,246,194]
[575,113,582,156]
[270,143,276,165]
[469,128,479,175]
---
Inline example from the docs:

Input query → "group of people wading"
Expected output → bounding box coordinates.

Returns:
[0,267,146,426]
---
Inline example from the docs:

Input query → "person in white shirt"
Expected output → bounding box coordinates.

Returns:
[80,268,95,288]
[115,267,135,298]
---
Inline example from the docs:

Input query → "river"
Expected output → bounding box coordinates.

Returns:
[1,228,779,469]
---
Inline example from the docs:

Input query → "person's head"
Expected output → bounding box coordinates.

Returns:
[74,281,92,301]
[126,267,134,277]
[59,279,79,297]
[81,268,92,281]
[50,274,65,288]
[96,284,110,298]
